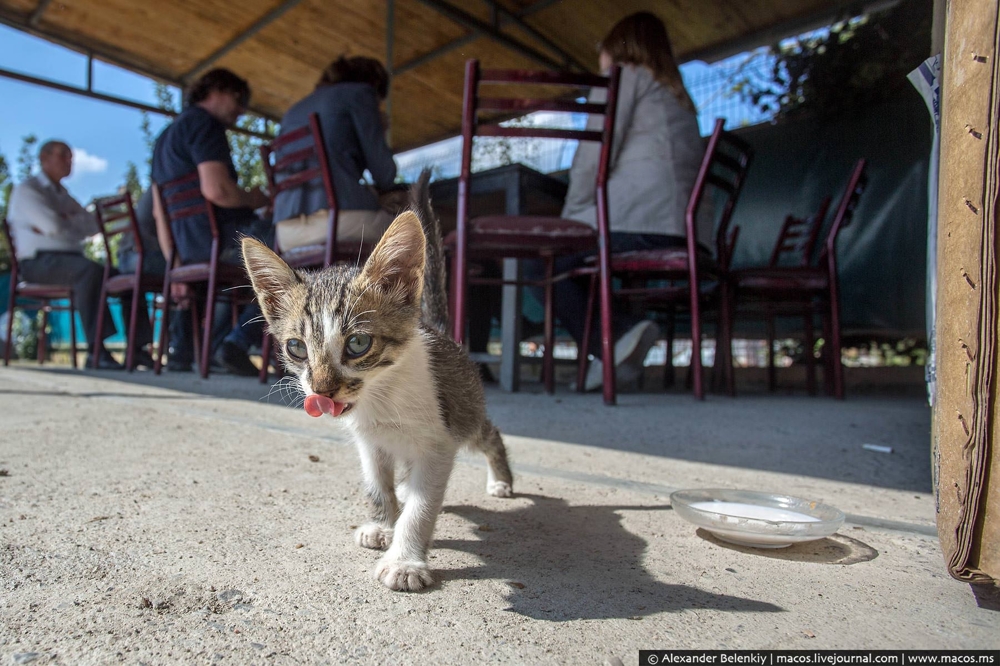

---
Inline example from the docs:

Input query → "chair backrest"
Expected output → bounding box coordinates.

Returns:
[687,118,755,272]
[260,112,339,264]
[457,59,621,234]
[768,195,832,268]
[1,217,21,283]
[93,192,143,273]
[156,171,222,265]
[822,159,868,258]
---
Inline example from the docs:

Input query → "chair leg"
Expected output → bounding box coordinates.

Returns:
[38,309,49,365]
[720,281,736,397]
[542,256,555,395]
[68,294,78,370]
[126,288,142,372]
[4,302,15,366]
[201,284,217,380]
[820,308,833,396]
[155,271,172,375]
[829,294,845,400]
[576,273,597,394]
[804,310,817,396]
[598,272,616,407]
[766,312,776,392]
[663,307,675,389]
[191,298,202,376]
[93,284,109,370]
[689,288,704,401]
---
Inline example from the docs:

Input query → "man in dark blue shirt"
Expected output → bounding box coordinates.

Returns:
[151,68,271,376]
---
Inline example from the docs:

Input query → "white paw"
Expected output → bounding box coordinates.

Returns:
[354,523,393,550]
[487,481,513,498]
[375,559,434,592]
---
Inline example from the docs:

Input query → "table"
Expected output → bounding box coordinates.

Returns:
[429,163,569,392]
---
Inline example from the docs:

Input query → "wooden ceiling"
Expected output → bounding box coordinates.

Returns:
[0,0,868,151]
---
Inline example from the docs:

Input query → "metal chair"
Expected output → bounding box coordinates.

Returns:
[152,172,247,379]
[449,59,621,402]
[92,192,164,372]
[2,217,79,368]
[729,159,868,399]
[577,118,754,400]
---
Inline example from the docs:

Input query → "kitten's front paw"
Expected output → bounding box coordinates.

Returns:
[487,481,513,498]
[375,559,434,592]
[354,523,393,550]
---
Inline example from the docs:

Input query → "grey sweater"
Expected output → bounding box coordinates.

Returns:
[562,65,710,245]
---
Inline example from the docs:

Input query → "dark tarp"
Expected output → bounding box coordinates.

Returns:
[730,88,931,339]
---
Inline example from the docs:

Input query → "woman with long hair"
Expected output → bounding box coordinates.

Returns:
[551,12,708,391]
[272,56,401,252]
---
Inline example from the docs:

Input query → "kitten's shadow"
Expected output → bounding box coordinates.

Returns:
[436,493,783,621]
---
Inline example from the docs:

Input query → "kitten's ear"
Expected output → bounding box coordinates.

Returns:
[241,237,301,320]
[361,211,426,306]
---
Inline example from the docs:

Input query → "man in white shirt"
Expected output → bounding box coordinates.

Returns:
[7,140,137,369]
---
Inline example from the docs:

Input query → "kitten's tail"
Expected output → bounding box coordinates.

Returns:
[410,169,449,335]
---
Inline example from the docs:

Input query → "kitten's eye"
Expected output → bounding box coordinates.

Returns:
[345,333,372,358]
[286,338,308,361]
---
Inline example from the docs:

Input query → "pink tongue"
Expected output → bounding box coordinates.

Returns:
[304,394,348,418]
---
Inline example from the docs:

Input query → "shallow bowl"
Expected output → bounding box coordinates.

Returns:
[669,488,846,549]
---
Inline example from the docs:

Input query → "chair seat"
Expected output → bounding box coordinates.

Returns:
[105,273,164,294]
[732,267,828,291]
[15,282,74,299]
[600,247,719,275]
[168,261,247,284]
[444,216,597,257]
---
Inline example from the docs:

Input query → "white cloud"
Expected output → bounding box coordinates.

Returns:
[70,147,108,175]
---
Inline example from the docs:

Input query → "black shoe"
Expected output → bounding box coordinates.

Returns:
[87,350,124,371]
[214,341,260,377]
[166,360,193,372]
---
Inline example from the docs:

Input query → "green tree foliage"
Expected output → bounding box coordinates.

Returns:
[0,146,11,272]
[739,0,931,121]
[228,114,277,189]
[16,134,38,180]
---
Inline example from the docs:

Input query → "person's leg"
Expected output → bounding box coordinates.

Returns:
[20,252,117,361]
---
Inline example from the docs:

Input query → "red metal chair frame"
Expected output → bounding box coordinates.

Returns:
[92,192,164,371]
[732,196,831,394]
[729,159,868,399]
[153,172,248,379]
[451,59,621,403]
[2,217,79,368]
[577,118,754,400]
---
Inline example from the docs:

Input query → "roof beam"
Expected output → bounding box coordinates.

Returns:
[482,0,588,71]
[28,0,53,27]
[395,0,566,75]
[182,0,307,83]
[414,0,567,71]
[0,66,275,140]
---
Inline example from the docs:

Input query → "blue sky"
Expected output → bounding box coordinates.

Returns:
[0,24,179,202]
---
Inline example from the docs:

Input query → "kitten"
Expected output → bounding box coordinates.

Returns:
[241,173,513,592]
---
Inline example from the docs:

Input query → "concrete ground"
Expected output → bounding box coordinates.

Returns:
[0,362,997,664]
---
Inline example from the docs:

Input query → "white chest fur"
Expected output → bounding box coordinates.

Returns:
[344,332,449,461]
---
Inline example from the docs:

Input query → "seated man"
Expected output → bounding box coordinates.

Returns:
[272,55,402,252]
[7,140,150,370]
[151,68,272,376]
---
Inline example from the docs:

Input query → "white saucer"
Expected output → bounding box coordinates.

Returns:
[670,488,845,548]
